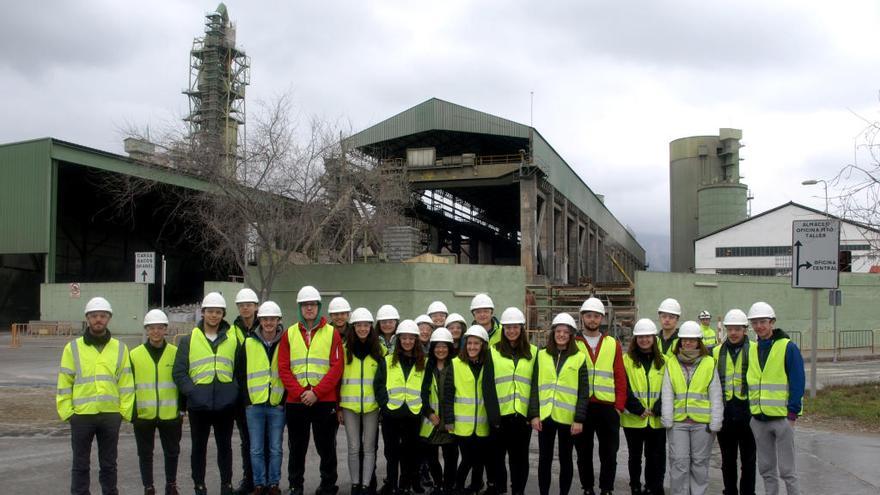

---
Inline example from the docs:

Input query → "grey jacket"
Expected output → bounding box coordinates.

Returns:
[661,356,723,432]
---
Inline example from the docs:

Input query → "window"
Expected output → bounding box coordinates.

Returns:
[716,246,792,257]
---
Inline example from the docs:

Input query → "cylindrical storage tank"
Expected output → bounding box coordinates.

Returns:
[697,183,748,236]
[669,136,718,273]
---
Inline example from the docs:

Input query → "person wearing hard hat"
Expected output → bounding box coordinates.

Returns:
[698,310,718,349]
[471,293,503,346]
[415,314,435,354]
[573,297,626,495]
[657,298,682,358]
[130,309,182,495]
[172,292,241,495]
[661,321,723,495]
[420,328,458,495]
[745,302,804,495]
[236,301,287,495]
[57,296,134,495]
[442,324,498,495]
[232,287,260,494]
[444,312,467,350]
[527,313,588,495]
[427,300,449,327]
[374,319,428,494]
[621,319,666,495]
[484,307,537,495]
[376,304,401,353]
[328,296,353,340]
[277,285,344,495]
[338,308,385,495]
[713,309,756,495]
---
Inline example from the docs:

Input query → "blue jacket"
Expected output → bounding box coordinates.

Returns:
[756,328,805,418]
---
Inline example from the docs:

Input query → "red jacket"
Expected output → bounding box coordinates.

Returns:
[278,317,344,403]
[576,334,627,412]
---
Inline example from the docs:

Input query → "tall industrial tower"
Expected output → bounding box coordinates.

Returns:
[669,129,750,273]
[183,3,250,177]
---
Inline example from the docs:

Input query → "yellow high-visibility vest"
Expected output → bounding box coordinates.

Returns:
[451,357,489,437]
[621,353,665,429]
[578,335,618,402]
[536,349,586,425]
[420,370,440,438]
[667,355,715,424]
[747,338,798,417]
[245,338,284,406]
[713,344,748,401]
[56,337,134,421]
[490,345,536,417]
[701,325,718,348]
[384,355,425,414]
[130,343,178,420]
[287,323,334,387]
[340,353,379,413]
[188,328,237,384]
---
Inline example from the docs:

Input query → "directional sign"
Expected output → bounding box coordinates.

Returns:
[791,219,840,289]
[135,251,156,284]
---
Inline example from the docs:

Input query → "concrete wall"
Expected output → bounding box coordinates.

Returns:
[635,271,880,349]
[40,282,148,335]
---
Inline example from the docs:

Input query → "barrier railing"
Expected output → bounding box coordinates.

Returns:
[838,330,874,353]
[787,330,802,349]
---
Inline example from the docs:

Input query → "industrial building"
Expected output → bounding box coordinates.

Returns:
[670,129,750,273]
[694,202,879,275]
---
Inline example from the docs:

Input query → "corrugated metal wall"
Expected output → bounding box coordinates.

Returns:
[0,139,53,254]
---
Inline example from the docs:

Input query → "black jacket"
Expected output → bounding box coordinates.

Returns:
[131,340,186,419]
[527,347,589,424]
[172,320,240,412]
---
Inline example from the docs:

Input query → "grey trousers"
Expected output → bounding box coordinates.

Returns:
[343,409,380,487]
[667,423,714,495]
[750,418,800,495]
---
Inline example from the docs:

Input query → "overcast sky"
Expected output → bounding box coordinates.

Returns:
[3,0,880,270]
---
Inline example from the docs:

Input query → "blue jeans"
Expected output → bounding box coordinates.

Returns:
[246,404,285,486]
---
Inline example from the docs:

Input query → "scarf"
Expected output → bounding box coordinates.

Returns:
[677,348,703,365]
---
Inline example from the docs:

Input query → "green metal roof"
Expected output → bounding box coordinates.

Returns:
[347,98,645,262]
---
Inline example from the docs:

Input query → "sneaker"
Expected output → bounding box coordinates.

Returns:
[235,480,255,495]
[250,486,266,495]
[267,487,282,495]
[194,486,208,495]
[221,484,235,495]
[288,488,304,495]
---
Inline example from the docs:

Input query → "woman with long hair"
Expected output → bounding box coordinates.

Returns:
[444,313,467,351]
[419,328,459,495]
[528,313,588,495]
[376,319,427,494]
[376,304,400,353]
[485,308,536,495]
[622,318,667,495]
[661,321,722,495]
[338,308,385,495]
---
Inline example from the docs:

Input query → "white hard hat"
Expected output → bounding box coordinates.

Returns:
[464,325,490,342]
[427,301,449,315]
[723,309,748,327]
[430,327,454,343]
[551,313,577,332]
[657,298,682,316]
[698,310,711,319]
[499,307,526,325]
[632,318,658,336]
[257,301,283,318]
[580,297,605,315]
[327,297,352,314]
[201,292,227,310]
[143,309,169,326]
[678,320,703,339]
[415,314,434,326]
[396,319,420,336]
[296,285,321,304]
[235,288,259,304]
[376,304,400,321]
[747,302,776,320]
[445,312,467,326]
[470,293,495,311]
[350,307,374,324]
[84,297,113,315]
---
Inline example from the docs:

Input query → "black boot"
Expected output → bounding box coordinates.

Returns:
[234,479,255,495]
[193,485,208,495]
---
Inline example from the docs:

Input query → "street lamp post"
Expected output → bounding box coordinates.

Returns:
[802,178,838,363]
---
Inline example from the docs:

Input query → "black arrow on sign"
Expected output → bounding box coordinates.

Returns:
[141,270,148,282]
[793,241,812,285]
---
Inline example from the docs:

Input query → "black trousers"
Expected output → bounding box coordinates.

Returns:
[575,402,620,492]
[286,402,339,491]
[133,417,182,488]
[538,419,574,495]
[381,411,422,490]
[234,404,253,484]
[488,415,532,494]
[70,412,122,495]
[455,434,488,490]
[189,408,235,486]
[717,419,757,495]
[623,426,666,494]
[424,442,458,492]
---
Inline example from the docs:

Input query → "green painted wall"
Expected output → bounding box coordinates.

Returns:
[40,282,148,335]
[635,271,880,349]
[0,139,53,253]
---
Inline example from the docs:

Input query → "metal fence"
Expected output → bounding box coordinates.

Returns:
[838,330,874,353]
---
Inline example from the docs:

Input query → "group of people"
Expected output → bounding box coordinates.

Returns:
[57,286,805,495]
